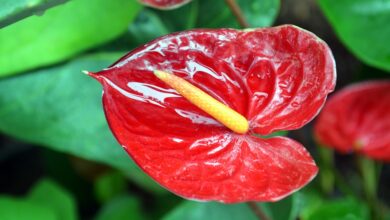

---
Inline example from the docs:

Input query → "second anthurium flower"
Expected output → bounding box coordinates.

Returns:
[88,25,336,203]
[315,81,390,161]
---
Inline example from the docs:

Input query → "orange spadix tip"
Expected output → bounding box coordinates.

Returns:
[154,70,249,134]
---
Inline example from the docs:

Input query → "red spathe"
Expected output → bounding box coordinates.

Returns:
[91,25,336,202]
[315,81,390,161]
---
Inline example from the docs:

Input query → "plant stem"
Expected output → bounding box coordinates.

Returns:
[246,202,270,220]
[224,0,250,28]
[356,155,383,219]
[185,0,198,29]
[358,155,377,202]
[318,146,335,195]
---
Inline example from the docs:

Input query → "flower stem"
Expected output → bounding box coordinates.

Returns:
[224,0,250,28]
[358,155,377,201]
[356,155,383,219]
[317,146,335,195]
[185,0,198,29]
[246,202,270,220]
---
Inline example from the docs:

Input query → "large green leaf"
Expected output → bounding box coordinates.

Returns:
[0,0,141,78]
[0,0,69,28]
[318,0,390,72]
[0,53,163,193]
[27,179,77,220]
[163,194,302,220]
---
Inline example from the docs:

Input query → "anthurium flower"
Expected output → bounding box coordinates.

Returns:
[139,0,192,9]
[89,25,336,203]
[315,81,390,161]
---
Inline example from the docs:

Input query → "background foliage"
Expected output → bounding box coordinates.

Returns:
[0,0,389,219]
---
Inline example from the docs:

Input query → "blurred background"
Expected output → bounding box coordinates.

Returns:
[0,0,389,219]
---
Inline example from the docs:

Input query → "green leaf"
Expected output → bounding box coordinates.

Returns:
[301,197,370,220]
[127,9,170,48]
[27,179,77,220]
[197,0,280,28]
[0,197,57,220]
[261,193,304,220]
[318,0,390,72]
[299,190,324,219]
[0,0,141,78]
[123,0,278,51]
[0,0,69,28]
[163,194,302,220]
[94,171,127,204]
[154,0,199,30]
[95,196,144,220]
[0,53,163,194]
[163,201,258,220]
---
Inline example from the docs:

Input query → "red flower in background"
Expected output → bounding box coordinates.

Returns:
[315,81,390,161]
[139,0,192,9]
[89,25,336,202]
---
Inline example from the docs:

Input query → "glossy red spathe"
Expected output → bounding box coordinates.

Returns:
[138,0,192,9]
[315,81,390,161]
[90,25,336,203]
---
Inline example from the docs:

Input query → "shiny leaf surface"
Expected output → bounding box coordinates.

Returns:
[0,0,141,77]
[0,0,68,28]
[318,0,390,72]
